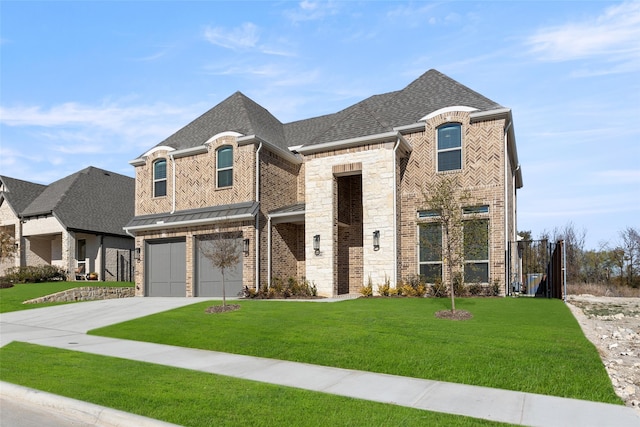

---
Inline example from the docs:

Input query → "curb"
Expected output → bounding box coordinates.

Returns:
[0,381,181,427]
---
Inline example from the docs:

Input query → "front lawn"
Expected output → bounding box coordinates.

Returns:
[0,281,134,313]
[90,297,620,404]
[0,342,510,427]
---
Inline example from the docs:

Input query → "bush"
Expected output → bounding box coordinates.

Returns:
[468,283,484,296]
[4,265,66,283]
[377,275,396,296]
[360,276,373,297]
[248,277,318,299]
[452,272,467,297]
[430,279,448,297]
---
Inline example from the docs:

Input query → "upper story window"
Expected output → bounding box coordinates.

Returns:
[437,123,462,172]
[153,159,167,197]
[216,145,233,188]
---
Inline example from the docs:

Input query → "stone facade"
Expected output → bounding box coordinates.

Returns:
[23,286,135,304]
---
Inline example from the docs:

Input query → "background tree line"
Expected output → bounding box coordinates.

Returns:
[521,223,639,288]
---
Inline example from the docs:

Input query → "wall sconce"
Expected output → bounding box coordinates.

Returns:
[313,234,320,255]
[243,238,250,256]
[14,242,19,249]
[134,247,141,260]
[373,230,380,251]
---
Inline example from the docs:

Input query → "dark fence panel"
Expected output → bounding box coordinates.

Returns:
[508,240,565,299]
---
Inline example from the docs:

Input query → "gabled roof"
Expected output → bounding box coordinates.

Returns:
[144,69,505,155]
[0,176,46,217]
[21,167,135,237]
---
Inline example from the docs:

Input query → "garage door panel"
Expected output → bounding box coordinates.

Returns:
[197,237,243,297]
[147,240,186,297]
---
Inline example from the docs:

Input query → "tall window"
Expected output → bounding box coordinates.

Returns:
[437,123,462,172]
[153,159,167,197]
[419,223,442,283]
[217,146,233,188]
[464,219,489,283]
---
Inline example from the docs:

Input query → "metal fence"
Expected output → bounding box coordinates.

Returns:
[508,239,566,299]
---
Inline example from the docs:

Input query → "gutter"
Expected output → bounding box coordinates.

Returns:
[238,135,301,165]
[123,212,256,234]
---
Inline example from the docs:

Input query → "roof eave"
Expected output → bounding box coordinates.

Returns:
[123,212,256,235]
[237,135,302,165]
[297,130,409,155]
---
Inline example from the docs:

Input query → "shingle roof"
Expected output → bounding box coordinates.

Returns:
[21,167,135,237]
[0,176,46,216]
[147,69,503,153]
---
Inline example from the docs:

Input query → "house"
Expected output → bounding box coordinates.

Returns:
[0,167,135,281]
[125,69,523,298]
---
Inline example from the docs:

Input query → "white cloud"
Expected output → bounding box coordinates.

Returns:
[594,170,640,184]
[203,22,260,50]
[284,0,340,23]
[526,2,640,72]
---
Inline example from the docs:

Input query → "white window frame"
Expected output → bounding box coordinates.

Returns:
[436,123,462,172]
[153,159,167,198]
[216,145,233,188]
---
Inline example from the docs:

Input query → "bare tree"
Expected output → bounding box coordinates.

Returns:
[619,227,640,288]
[0,230,17,263]
[199,233,242,308]
[421,175,472,313]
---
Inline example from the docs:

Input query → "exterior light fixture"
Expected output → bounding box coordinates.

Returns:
[313,234,320,255]
[243,238,250,256]
[373,230,380,251]
[134,247,141,260]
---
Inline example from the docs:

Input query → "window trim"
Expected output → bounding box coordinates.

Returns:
[436,122,462,172]
[216,145,233,188]
[152,159,167,198]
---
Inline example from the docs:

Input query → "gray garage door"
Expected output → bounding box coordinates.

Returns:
[146,239,186,297]
[196,236,243,297]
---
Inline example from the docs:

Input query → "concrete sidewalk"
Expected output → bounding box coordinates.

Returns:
[2,298,639,427]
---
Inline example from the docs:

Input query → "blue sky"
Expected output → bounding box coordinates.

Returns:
[1,1,638,250]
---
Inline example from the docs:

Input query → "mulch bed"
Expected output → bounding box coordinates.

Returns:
[205,304,241,314]
[434,309,473,321]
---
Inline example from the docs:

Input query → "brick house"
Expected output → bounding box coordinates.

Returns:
[0,167,135,281]
[125,69,522,297]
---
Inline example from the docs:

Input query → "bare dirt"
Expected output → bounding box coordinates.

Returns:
[566,295,640,413]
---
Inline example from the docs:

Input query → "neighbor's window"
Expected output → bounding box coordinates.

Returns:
[464,219,489,283]
[217,145,233,188]
[437,123,462,172]
[419,223,442,283]
[153,159,167,197]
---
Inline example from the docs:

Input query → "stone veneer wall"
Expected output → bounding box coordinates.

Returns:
[305,142,397,297]
[399,111,510,292]
[24,287,135,304]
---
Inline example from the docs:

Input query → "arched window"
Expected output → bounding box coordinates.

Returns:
[437,123,462,172]
[153,159,167,197]
[216,145,233,188]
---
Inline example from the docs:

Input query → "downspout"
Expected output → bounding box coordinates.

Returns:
[504,121,512,293]
[255,142,263,291]
[393,137,400,288]
[267,215,272,288]
[169,153,176,214]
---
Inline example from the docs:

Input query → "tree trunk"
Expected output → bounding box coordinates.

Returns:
[221,269,226,307]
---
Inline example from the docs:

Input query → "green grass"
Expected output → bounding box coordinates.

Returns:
[90,297,620,404]
[0,342,511,427]
[0,281,133,313]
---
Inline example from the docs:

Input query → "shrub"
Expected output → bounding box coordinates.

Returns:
[4,265,66,283]
[491,279,502,296]
[430,279,448,297]
[452,272,467,297]
[377,275,394,296]
[248,277,318,299]
[360,276,373,297]
[468,283,484,296]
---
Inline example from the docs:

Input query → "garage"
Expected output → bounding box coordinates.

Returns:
[196,235,243,297]
[146,239,186,297]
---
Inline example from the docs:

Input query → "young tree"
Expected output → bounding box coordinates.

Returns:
[0,230,17,263]
[199,233,242,308]
[421,175,472,313]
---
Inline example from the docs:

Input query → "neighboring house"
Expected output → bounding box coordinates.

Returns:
[0,167,135,281]
[125,69,523,298]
